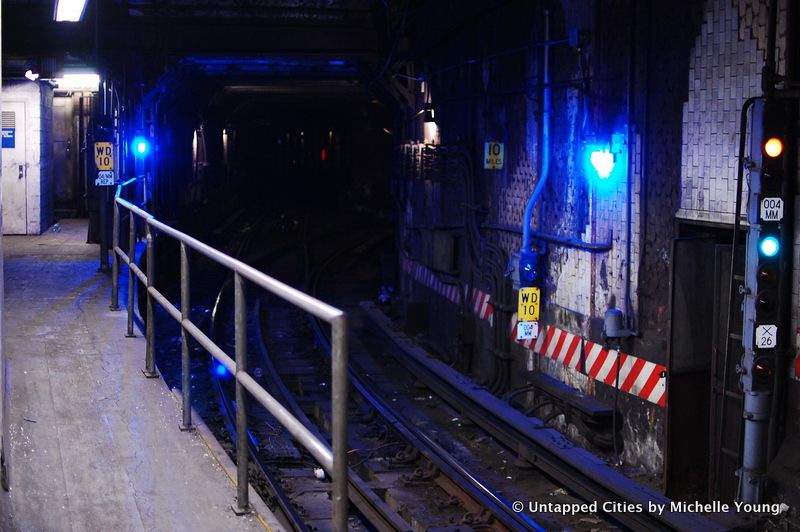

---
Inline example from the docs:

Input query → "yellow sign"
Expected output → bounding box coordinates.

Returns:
[484,141,504,169]
[518,287,540,321]
[94,142,114,170]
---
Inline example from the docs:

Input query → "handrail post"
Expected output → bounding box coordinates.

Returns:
[232,272,250,515]
[142,223,159,378]
[331,315,349,530]
[126,213,136,337]
[179,242,194,432]
[110,199,120,311]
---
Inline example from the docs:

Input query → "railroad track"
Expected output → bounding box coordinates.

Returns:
[209,223,547,530]
[204,213,731,531]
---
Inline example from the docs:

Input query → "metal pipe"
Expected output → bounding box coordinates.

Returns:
[331,316,349,530]
[130,262,148,286]
[521,9,551,253]
[126,213,136,337]
[110,201,120,310]
[233,272,250,514]
[180,243,193,431]
[113,248,130,265]
[113,199,344,511]
[147,287,180,323]
[143,226,158,378]
[235,371,334,469]
[483,223,612,252]
[625,1,637,331]
[99,188,109,271]
[112,202,343,322]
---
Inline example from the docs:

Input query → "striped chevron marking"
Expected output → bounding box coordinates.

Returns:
[511,319,667,408]
[402,257,461,305]
[401,258,667,407]
[470,288,494,326]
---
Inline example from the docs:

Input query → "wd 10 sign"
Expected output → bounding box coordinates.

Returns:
[94,142,114,171]
[94,142,115,186]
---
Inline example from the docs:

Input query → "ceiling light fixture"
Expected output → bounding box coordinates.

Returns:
[54,0,89,22]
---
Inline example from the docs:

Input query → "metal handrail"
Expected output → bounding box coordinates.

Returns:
[109,195,349,529]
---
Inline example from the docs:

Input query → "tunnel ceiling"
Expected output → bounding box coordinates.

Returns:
[2,0,397,96]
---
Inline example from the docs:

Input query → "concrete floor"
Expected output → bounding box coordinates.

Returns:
[0,219,280,531]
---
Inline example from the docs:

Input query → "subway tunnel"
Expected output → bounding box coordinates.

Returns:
[1,1,799,530]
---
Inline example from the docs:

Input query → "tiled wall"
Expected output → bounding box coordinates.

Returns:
[678,0,785,224]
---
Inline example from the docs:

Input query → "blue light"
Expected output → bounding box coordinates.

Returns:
[590,149,615,179]
[584,137,627,196]
[759,236,780,257]
[328,59,346,66]
[518,250,539,287]
[214,363,228,377]
[132,136,150,156]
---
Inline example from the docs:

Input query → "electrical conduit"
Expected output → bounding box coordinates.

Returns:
[521,9,551,253]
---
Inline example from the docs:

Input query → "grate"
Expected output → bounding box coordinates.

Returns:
[1,111,15,129]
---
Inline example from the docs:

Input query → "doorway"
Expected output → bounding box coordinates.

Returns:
[52,93,89,217]
[667,225,744,502]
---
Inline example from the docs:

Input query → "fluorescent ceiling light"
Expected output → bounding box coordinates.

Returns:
[54,0,89,22]
[52,73,100,91]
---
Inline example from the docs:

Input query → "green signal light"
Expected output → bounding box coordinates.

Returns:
[759,236,780,257]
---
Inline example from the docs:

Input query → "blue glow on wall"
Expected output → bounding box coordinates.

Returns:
[584,132,627,195]
[590,149,614,178]
[133,136,150,156]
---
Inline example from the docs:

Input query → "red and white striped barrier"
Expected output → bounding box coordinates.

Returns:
[511,319,667,407]
[470,288,494,326]
[400,258,667,407]
[401,257,461,305]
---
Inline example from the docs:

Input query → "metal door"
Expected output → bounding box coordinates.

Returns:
[2,101,27,234]
[53,96,77,216]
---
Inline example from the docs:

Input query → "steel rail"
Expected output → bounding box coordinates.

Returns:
[362,302,729,532]
[209,288,312,532]
[304,235,544,530]
[252,298,413,531]
[110,196,349,528]
[312,320,545,531]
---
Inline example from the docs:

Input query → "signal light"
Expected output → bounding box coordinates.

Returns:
[132,136,150,156]
[752,355,775,392]
[518,250,540,288]
[756,290,777,317]
[214,363,228,377]
[753,358,774,378]
[759,236,780,257]
[764,137,783,158]
[757,262,778,284]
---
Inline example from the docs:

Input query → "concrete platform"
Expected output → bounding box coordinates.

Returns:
[0,219,280,531]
